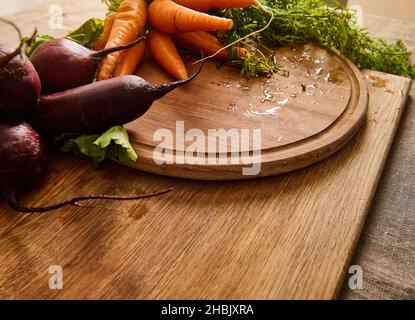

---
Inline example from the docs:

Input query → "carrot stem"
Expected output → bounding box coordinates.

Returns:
[193,1,274,64]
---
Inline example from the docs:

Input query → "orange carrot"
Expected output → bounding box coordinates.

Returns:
[175,31,249,60]
[90,13,117,51]
[147,30,188,80]
[172,0,256,12]
[113,41,146,76]
[148,0,233,33]
[192,0,274,64]
[97,0,147,81]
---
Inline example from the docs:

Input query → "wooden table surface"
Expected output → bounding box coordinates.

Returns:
[0,2,413,300]
[341,14,415,300]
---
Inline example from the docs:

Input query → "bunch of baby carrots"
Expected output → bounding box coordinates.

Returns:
[92,0,262,81]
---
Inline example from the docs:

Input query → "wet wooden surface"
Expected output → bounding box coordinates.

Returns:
[126,43,368,180]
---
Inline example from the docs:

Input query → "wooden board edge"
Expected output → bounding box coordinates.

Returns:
[332,73,413,299]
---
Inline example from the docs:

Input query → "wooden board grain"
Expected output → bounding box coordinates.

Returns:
[341,14,415,300]
[126,44,368,179]
[0,1,412,300]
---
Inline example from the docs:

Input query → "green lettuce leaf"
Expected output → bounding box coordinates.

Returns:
[94,126,139,164]
[55,126,138,167]
[24,34,54,57]
[65,18,104,47]
[25,18,104,57]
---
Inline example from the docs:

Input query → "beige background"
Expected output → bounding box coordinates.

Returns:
[0,0,414,21]
[0,0,45,16]
[349,0,415,22]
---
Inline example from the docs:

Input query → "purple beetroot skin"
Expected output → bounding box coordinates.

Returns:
[0,121,48,191]
[0,43,41,118]
[36,70,201,135]
[30,38,100,94]
[30,37,145,94]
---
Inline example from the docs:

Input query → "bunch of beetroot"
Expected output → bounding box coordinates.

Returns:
[0,19,199,213]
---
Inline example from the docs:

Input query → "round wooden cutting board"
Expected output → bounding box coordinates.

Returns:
[125,44,368,180]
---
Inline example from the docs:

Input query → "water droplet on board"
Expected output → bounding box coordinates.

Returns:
[211,81,232,88]
[245,106,281,117]
[298,51,311,62]
[266,107,281,114]
[306,67,324,80]
[277,97,289,105]
[368,75,388,89]
[227,102,237,111]
[324,73,332,82]
[260,88,274,103]
[301,84,319,96]
[368,75,395,93]
[315,67,324,75]
[236,83,249,91]
[324,68,347,83]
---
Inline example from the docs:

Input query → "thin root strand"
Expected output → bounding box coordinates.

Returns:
[0,18,26,68]
[7,188,173,213]
[193,1,274,64]
[91,33,148,59]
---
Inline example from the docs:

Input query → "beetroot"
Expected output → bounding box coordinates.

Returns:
[30,36,145,94]
[0,121,48,188]
[0,43,41,118]
[0,18,40,118]
[0,21,173,213]
[36,65,202,134]
[0,121,173,213]
[0,121,49,212]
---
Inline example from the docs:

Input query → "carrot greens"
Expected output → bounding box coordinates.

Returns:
[219,0,415,78]
[104,0,414,78]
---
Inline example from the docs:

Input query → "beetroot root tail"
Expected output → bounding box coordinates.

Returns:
[6,187,173,213]
[0,18,24,68]
[90,34,147,59]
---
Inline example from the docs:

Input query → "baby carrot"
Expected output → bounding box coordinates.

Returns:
[147,30,188,80]
[175,31,249,60]
[97,0,147,81]
[172,0,257,12]
[148,0,233,33]
[113,41,146,76]
[90,12,117,51]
